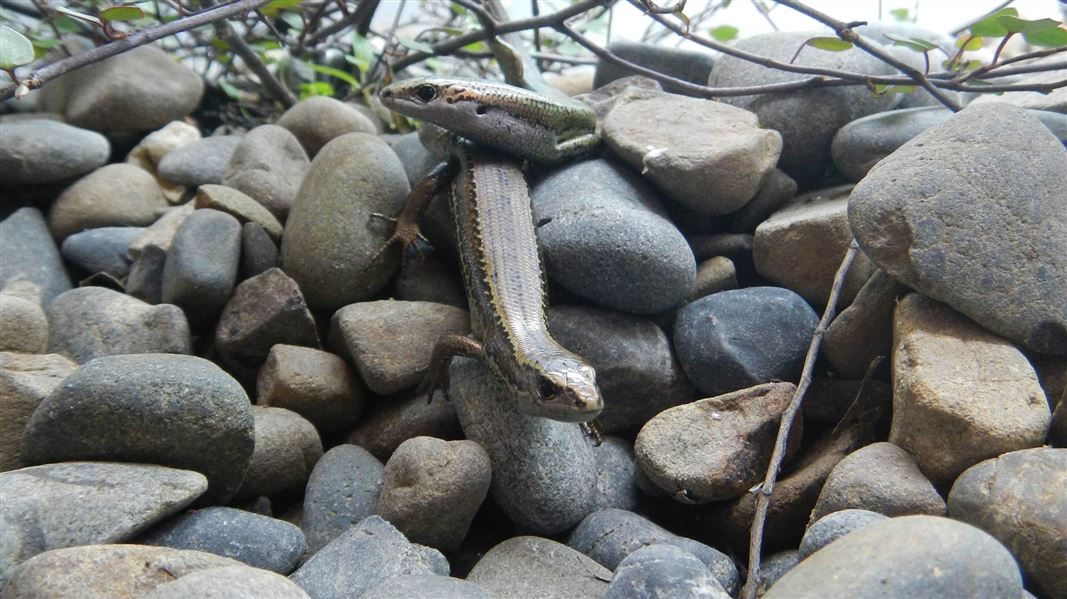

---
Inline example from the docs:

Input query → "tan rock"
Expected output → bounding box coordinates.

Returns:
[194,184,283,241]
[0,352,77,471]
[257,344,365,437]
[49,164,168,240]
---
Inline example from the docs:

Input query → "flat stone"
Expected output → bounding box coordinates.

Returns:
[161,208,242,330]
[605,544,730,599]
[593,41,716,95]
[467,536,611,599]
[223,124,310,221]
[361,574,491,599]
[142,565,310,599]
[823,270,910,379]
[811,442,946,522]
[348,392,461,461]
[240,222,279,279]
[0,283,47,353]
[799,509,889,558]
[301,444,384,556]
[128,203,195,259]
[158,135,242,186]
[48,163,168,240]
[764,516,1023,598]
[45,286,190,363]
[59,226,142,277]
[731,168,797,233]
[140,506,306,574]
[0,208,71,306]
[636,382,797,503]
[889,294,1050,484]
[687,256,738,302]
[236,406,322,500]
[0,462,206,576]
[0,352,76,472]
[194,185,283,241]
[688,233,756,280]
[21,354,254,503]
[276,96,378,157]
[0,119,110,185]
[257,345,363,438]
[948,448,1067,599]
[329,300,469,395]
[848,103,1067,355]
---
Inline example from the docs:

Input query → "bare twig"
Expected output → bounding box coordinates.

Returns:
[215,17,295,106]
[298,0,380,52]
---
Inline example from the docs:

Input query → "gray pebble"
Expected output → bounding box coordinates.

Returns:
[194,184,283,241]
[731,168,797,233]
[757,550,801,594]
[126,244,168,304]
[0,119,110,185]
[389,130,446,187]
[0,283,47,353]
[605,544,730,599]
[301,444,384,555]
[823,269,909,379]
[0,352,76,472]
[276,96,378,157]
[395,254,468,309]
[143,565,310,599]
[0,207,71,306]
[158,135,242,186]
[592,436,643,512]
[223,124,310,221]
[348,392,462,461]
[361,574,491,599]
[799,509,890,558]
[240,222,279,279]
[467,536,610,599]
[687,256,737,302]
[59,226,142,277]
[236,406,322,501]
[161,208,242,330]
[687,233,755,281]
[594,40,715,95]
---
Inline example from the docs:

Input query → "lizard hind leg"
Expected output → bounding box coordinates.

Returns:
[418,333,484,403]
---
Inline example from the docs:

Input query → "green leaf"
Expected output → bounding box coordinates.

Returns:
[955,35,983,51]
[54,16,82,33]
[32,37,65,59]
[260,0,302,17]
[709,25,738,42]
[969,7,1017,37]
[299,80,334,99]
[348,33,375,73]
[0,25,35,69]
[883,32,939,52]
[99,6,144,22]
[1023,25,1067,47]
[396,35,434,55]
[888,7,909,22]
[308,62,359,87]
[219,79,244,100]
[209,38,231,51]
[806,37,853,52]
[462,40,490,53]
[873,83,917,95]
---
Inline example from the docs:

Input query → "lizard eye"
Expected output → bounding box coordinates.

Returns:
[538,379,556,402]
[415,84,438,102]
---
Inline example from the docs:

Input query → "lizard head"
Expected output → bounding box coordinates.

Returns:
[523,355,603,423]
[379,77,487,125]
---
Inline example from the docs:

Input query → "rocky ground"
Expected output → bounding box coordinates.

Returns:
[1,32,1065,599]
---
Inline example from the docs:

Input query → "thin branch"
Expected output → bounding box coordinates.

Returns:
[955,45,1067,84]
[950,0,1013,36]
[215,17,296,106]
[299,0,380,51]
[741,238,860,599]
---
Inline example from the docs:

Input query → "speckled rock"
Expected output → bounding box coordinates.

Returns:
[236,406,322,500]
[21,354,254,503]
[59,226,142,277]
[158,135,242,187]
[832,107,951,181]
[0,462,206,576]
[142,565,310,599]
[0,283,48,353]
[45,286,190,363]
[949,448,1067,599]
[823,270,909,379]
[799,509,890,558]
[889,294,1050,484]
[467,536,611,599]
[257,345,363,438]
[605,544,730,599]
[361,574,491,599]
[223,124,310,221]
[849,103,1067,355]
[0,208,71,306]
[48,163,168,240]
[0,119,110,185]
[276,96,378,157]
[348,392,461,460]
[593,40,716,95]
[301,444,384,556]
[0,352,76,472]
[161,208,242,330]
[280,133,410,311]
[241,222,279,278]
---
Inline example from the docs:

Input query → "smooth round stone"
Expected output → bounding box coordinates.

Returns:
[764,516,1023,598]
[467,536,611,599]
[48,163,168,240]
[812,442,945,521]
[140,506,306,574]
[142,565,310,599]
[194,184,283,241]
[0,119,110,184]
[236,406,322,501]
[832,107,952,181]
[592,436,642,513]
[531,158,695,314]
[223,124,310,221]
[0,463,206,576]
[301,444,384,556]
[158,135,242,186]
[21,354,254,503]
[849,103,1067,355]
[161,208,242,330]
[758,550,801,594]
[673,287,818,397]
[0,284,48,353]
[241,222,280,279]
[799,509,890,558]
[361,574,491,599]
[823,270,910,379]
[546,305,693,433]
[291,516,447,598]
[948,448,1067,599]
[280,133,410,311]
[126,120,200,172]
[688,233,755,281]
[605,544,730,599]
[59,226,143,277]
[388,130,445,187]
[45,286,190,363]
[687,256,738,301]
[348,392,462,461]
[257,345,363,438]
[276,96,378,157]
[594,40,716,94]
[0,352,76,472]
[0,208,72,306]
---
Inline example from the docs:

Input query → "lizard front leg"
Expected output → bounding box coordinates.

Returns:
[417,333,484,402]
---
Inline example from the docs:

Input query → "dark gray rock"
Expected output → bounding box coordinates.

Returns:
[605,544,730,599]
[21,354,254,503]
[823,269,909,379]
[236,406,322,500]
[361,574,491,599]
[0,283,47,353]
[531,158,695,314]
[832,107,953,181]
[687,233,756,281]
[48,163,168,240]
[0,208,71,306]
[257,344,363,438]
[126,244,168,304]
[45,286,190,363]
[0,119,110,185]
[467,536,611,599]
[389,130,446,187]
[223,124,310,221]
[290,516,447,599]
[799,509,890,558]
[59,226,142,277]
[731,168,797,233]
[140,507,306,574]
[301,444,384,555]
[161,208,242,330]
[758,550,801,594]
[592,436,642,512]
[673,287,818,397]
[849,103,1067,355]
[948,448,1067,599]
[764,516,1023,598]
[0,353,77,472]
[142,565,311,598]
[158,135,242,186]
[276,96,378,157]
[594,41,716,95]
[395,255,467,309]
[0,462,206,576]
[241,222,279,279]
[348,392,461,461]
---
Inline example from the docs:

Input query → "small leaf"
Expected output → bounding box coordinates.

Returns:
[0,25,35,69]
[308,62,359,87]
[298,80,334,99]
[396,35,435,55]
[883,33,940,52]
[218,80,244,100]
[462,40,490,53]
[955,35,984,51]
[710,25,738,42]
[260,0,302,17]
[969,7,1017,37]
[1023,25,1067,47]
[873,83,916,95]
[962,59,983,70]
[888,7,909,22]
[209,38,231,51]
[806,37,853,52]
[100,6,144,22]
[54,6,103,26]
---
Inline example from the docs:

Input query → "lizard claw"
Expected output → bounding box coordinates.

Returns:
[417,368,450,404]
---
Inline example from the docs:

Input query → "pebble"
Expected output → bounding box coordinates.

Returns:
[673,287,818,397]
[0,119,110,185]
[59,226,142,277]
[0,352,76,472]
[257,344,363,438]
[376,436,491,552]
[811,442,946,522]
[193,184,283,240]
[531,158,696,314]
[593,40,716,95]
[889,294,1050,484]
[21,354,254,503]
[0,283,48,353]
[280,133,410,311]
[361,574,491,599]
[0,207,72,306]
[687,233,755,281]
[764,515,1022,598]
[1053,392,1067,447]
[126,245,168,304]
[395,254,468,308]
[142,565,311,599]
[301,444,384,556]
[449,357,598,534]
[849,103,1067,355]
[388,130,446,187]
[823,269,909,379]
[140,506,306,574]
[948,448,1067,599]
[125,120,200,174]
[45,286,190,363]
[467,536,611,599]
[832,106,952,181]
[276,96,378,157]
[757,550,801,594]
[730,168,797,234]
[223,124,310,221]
[214,267,320,381]
[329,300,469,395]
[708,31,898,183]
[605,544,730,599]
[36,45,203,133]
[602,89,781,216]
[236,406,322,501]
[687,256,738,302]
[161,208,242,330]
[348,392,462,460]
[546,304,693,433]
[158,135,242,186]
[799,509,890,558]
[48,163,168,240]
[128,202,195,259]
[0,462,206,575]
[592,436,643,513]
[240,222,280,278]
[290,516,447,599]
[753,184,876,306]
[636,382,797,503]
